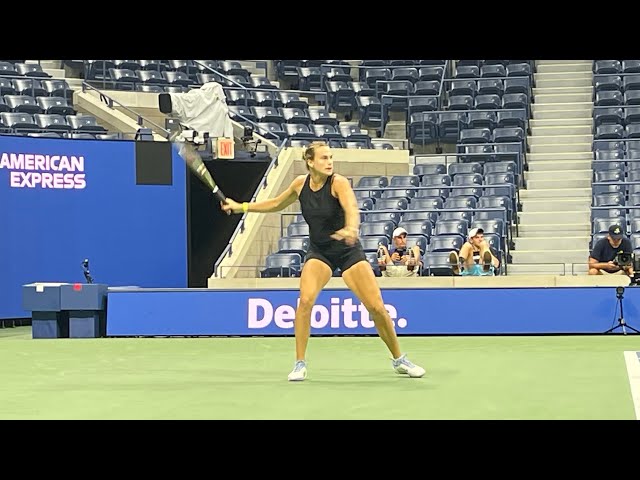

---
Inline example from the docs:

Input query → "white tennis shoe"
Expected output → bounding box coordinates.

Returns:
[392,354,426,378]
[287,360,307,381]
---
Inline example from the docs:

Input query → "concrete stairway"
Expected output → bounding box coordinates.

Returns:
[510,60,594,275]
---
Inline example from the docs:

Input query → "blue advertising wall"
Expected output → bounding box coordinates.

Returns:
[106,286,640,336]
[0,136,187,319]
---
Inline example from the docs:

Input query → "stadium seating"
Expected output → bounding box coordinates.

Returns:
[0,60,118,139]
[590,60,640,253]
[407,60,533,155]
[262,168,513,277]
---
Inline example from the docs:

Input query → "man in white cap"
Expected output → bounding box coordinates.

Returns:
[449,227,500,276]
[377,226,422,277]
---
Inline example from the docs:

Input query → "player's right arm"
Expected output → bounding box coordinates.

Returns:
[221,175,306,214]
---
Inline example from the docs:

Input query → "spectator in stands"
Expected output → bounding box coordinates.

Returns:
[377,227,421,277]
[588,224,634,276]
[448,227,500,276]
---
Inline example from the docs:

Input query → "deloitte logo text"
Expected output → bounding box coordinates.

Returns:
[247,297,408,330]
[0,152,86,189]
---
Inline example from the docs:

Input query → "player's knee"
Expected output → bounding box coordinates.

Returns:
[588,268,600,275]
[367,300,387,318]
[298,295,316,311]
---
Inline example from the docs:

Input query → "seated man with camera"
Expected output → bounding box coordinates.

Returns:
[588,224,634,276]
[377,227,422,277]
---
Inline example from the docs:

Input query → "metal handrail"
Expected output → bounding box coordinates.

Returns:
[81,81,171,139]
[212,136,289,277]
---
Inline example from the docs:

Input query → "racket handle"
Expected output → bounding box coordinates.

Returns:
[213,188,226,203]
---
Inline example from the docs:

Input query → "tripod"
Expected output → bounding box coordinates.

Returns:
[604,287,640,335]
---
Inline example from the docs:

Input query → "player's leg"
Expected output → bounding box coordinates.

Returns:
[341,260,426,378]
[288,258,332,381]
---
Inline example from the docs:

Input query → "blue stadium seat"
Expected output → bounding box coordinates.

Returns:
[365,211,402,225]
[360,236,389,252]
[477,79,504,96]
[421,251,456,276]
[413,164,446,176]
[261,253,302,278]
[399,219,433,238]
[277,236,309,256]
[435,219,468,237]
[34,114,71,132]
[66,115,108,133]
[428,234,465,252]
[595,60,621,75]
[360,220,395,239]
[15,63,51,78]
[4,95,42,114]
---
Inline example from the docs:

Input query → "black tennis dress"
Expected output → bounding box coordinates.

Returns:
[298,174,366,272]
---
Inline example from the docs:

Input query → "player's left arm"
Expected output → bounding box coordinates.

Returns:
[333,174,360,233]
[331,175,360,245]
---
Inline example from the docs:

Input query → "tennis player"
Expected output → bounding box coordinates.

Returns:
[221,141,425,381]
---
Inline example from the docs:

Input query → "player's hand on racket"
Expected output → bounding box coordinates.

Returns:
[220,198,244,215]
[331,227,358,246]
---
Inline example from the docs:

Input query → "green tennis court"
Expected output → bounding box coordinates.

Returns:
[1,326,638,420]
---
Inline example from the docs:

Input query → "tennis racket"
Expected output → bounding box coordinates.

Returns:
[170,130,229,213]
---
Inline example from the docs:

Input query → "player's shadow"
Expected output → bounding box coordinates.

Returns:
[295,367,460,388]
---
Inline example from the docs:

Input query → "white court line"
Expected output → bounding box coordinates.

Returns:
[623,351,640,420]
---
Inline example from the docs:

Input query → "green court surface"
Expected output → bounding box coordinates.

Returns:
[1,326,638,420]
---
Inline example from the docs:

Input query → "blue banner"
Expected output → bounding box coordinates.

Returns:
[0,136,187,319]
[105,286,640,336]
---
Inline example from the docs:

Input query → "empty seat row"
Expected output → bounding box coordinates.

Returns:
[0,78,71,98]
[412,161,517,177]
[592,183,640,196]
[594,60,640,75]
[445,93,529,111]
[453,63,532,79]
[357,173,516,189]
[0,113,106,133]
[593,75,640,92]
[224,88,309,108]
[593,190,640,206]
[410,121,525,147]
[14,132,121,140]
[594,156,640,171]
[228,106,336,126]
[593,106,640,126]
[446,78,531,97]
[594,90,640,106]
[592,217,640,235]
[349,66,447,88]
[85,60,250,80]
[0,96,74,115]
[594,124,640,139]
[0,62,51,78]
[593,139,640,151]
[360,194,511,214]
[253,122,368,143]
[288,138,394,150]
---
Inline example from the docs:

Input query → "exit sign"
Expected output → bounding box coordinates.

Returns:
[216,137,234,159]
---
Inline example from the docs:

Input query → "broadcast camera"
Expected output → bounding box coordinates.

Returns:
[615,251,634,268]
[615,251,640,286]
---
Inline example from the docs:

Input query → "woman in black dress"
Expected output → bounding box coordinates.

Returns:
[221,141,425,381]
